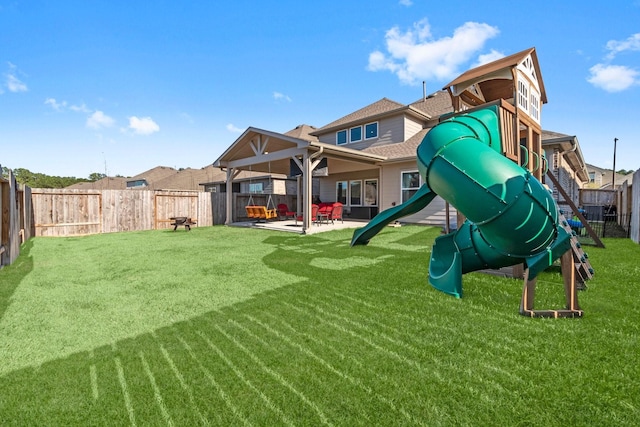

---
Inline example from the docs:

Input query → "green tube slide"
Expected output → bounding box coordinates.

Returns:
[351,106,572,298]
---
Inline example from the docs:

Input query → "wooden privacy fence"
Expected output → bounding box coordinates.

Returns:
[32,189,215,237]
[1,170,34,267]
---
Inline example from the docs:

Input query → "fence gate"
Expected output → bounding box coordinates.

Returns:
[154,193,199,229]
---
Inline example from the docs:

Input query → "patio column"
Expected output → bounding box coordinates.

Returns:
[225,167,234,225]
[302,151,312,232]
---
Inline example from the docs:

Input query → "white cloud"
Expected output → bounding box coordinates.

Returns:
[587,64,639,92]
[399,0,413,6]
[226,123,244,133]
[605,33,640,60]
[473,49,505,67]
[4,63,28,93]
[273,91,292,102]
[128,116,159,135]
[45,98,67,111]
[70,103,90,113]
[87,110,116,129]
[367,19,500,85]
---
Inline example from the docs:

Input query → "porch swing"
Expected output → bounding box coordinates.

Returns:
[244,163,278,221]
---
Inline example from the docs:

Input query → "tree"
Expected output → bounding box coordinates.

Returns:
[88,172,107,182]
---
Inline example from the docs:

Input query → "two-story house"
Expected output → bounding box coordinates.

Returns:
[214,47,589,234]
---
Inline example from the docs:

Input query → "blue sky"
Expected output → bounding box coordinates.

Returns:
[1,0,639,178]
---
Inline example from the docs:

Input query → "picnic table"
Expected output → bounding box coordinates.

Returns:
[170,217,196,231]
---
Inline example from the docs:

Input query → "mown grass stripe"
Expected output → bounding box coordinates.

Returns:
[299,297,427,358]
[282,301,441,382]
[194,329,296,427]
[157,344,209,426]
[260,310,430,399]
[261,311,366,369]
[114,356,137,427]
[245,314,428,427]
[212,324,334,427]
[175,334,252,427]
[139,351,174,427]
[90,364,99,401]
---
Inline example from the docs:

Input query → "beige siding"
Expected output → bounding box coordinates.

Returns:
[318,170,380,205]
[380,161,456,227]
[404,115,424,140]
[316,115,408,149]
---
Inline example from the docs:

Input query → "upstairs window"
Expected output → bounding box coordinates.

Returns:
[365,122,378,139]
[336,130,347,145]
[350,126,362,143]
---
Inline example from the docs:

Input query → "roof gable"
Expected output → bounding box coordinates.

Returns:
[444,47,547,105]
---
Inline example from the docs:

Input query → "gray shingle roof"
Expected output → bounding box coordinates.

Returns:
[284,124,319,142]
[408,90,454,118]
[312,98,406,134]
[363,128,429,160]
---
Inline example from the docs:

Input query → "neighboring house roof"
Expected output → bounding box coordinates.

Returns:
[128,166,179,185]
[150,165,226,191]
[65,176,128,190]
[585,163,633,189]
[284,124,319,142]
[541,130,589,182]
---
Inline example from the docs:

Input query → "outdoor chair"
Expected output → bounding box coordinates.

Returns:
[277,203,295,220]
[295,204,319,226]
[329,202,344,224]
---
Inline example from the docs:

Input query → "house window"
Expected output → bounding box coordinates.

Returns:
[350,126,362,143]
[364,179,378,206]
[126,179,147,188]
[350,180,362,206]
[365,122,378,139]
[249,182,263,193]
[589,172,595,183]
[337,130,347,145]
[336,181,347,204]
[401,171,421,203]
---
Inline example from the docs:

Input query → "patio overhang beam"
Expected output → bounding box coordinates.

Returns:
[221,147,309,170]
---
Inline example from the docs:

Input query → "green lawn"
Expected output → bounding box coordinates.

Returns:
[0,225,638,426]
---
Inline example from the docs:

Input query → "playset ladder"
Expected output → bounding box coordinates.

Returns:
[519,212,594,318]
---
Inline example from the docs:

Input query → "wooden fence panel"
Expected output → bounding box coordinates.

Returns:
[197,192,214,226]
[32,189,213,236]
[632,171,639,243]
[154,192,199,229]
[32,189,102,236]
[580,189,615,206]
[102,190,155,233]
[1,171,23,266]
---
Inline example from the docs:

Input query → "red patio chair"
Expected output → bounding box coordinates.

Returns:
[277,203,295,220]
[295,204,319,226]
[328,202,343,224]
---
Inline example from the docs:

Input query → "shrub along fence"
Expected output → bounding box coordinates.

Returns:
[1,169,34,267]
[31,189,216,237]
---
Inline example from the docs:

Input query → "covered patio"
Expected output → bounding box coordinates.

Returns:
[230,217,368,235]
[213,127,386,234]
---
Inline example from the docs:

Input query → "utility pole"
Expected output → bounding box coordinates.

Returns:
[612,138,618,190]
